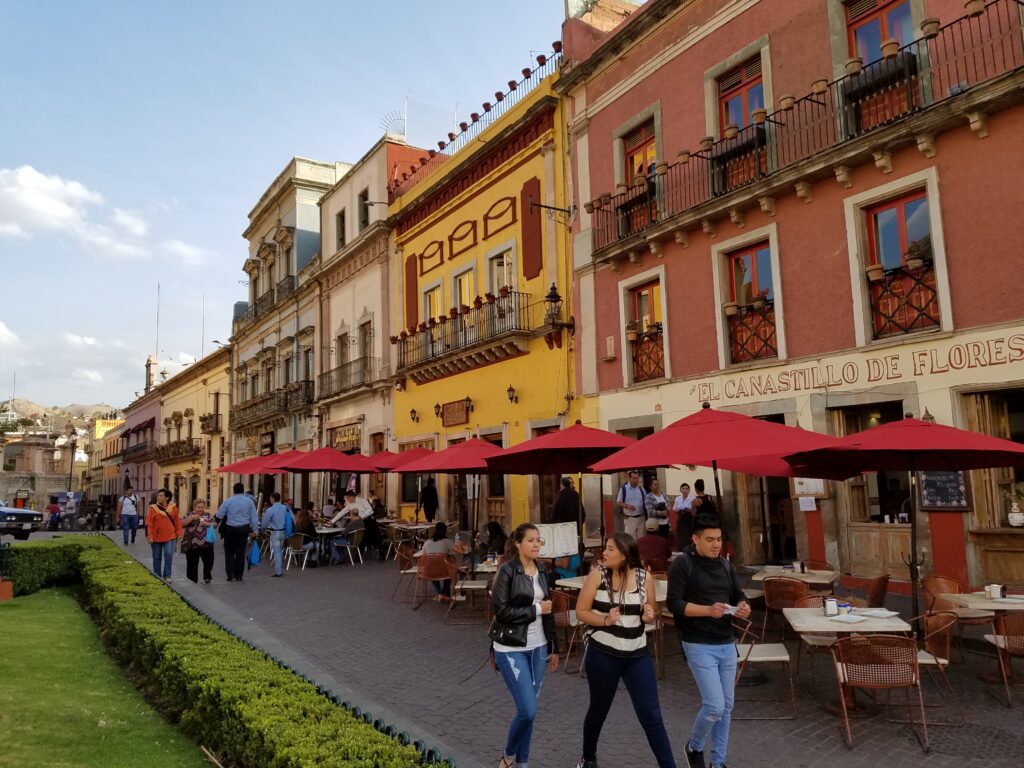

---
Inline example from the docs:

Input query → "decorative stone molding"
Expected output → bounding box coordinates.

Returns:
[673,229,689,247]
[834,165,853,188]
[647,239,663,258]
[966,110,989,138]
[915,133,937,158]
[794,181,812,203]
[728,208,744,228]
[701,219,716,237]
[627,250,642,264]
[872,150,893,174]
[758,197,776,217]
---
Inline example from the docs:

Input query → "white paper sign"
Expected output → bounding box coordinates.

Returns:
[798,496,818,512]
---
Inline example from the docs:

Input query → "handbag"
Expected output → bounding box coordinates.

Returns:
[205,524,217,544]
[248,541,261,567]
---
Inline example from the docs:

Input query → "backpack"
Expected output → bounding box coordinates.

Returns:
[284,508,295,537]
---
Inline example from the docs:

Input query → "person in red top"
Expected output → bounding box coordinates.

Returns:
[146,488,183,582]
[637,518,673,572]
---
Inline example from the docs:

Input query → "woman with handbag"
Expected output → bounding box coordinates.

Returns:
[573,533,675,768]
[181,498,217,584]
[489,522,560,768]
[146,489,183,583]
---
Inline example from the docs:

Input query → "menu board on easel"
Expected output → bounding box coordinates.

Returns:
[789,477,829,499]
[917,471,970,511]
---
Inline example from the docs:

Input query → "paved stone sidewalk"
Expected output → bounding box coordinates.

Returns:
[113,535,1023,768]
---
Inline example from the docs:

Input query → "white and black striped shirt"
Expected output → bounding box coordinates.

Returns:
[588,565,648,658]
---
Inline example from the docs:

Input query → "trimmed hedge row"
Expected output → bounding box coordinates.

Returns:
[9,538,435,768]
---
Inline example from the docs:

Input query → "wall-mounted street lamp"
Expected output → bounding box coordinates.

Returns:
[433,403,442,418]
[463,396,474,413]
[507,385,518,404]
[543,284,575,350]
[409,408,419,423]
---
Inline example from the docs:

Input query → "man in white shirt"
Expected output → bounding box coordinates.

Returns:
[116,486,141,545]
[614,470,647,541]
[330,490,373,524]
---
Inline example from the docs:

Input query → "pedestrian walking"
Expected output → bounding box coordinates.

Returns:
[181,498,216,584]
[260,492,290,578]
[215,482,259,582]
[146,488,182,582]
[116,486,141,544]
[614,470,647,541]
[574,533,675,768]
[666,513,751,768]
[644,477,671,538]
[489,522,560,768]
[419,477,439,523]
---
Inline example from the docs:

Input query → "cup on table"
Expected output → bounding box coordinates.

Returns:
[838,602,852,615]
[987,584,1005,599]
[824,598,839,616]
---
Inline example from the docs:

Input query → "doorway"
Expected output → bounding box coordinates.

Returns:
[533,425,561,523]
[370,432,386,502]
[737,414,793,565]
[481,433,507,531]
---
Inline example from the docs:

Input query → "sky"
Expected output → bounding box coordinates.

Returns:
[0,0,566,409]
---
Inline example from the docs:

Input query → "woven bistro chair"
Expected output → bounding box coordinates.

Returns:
[803,559,837,572]
[442,557,489,624]
[831,635,929,753]
[793,594,837,692]
[391,543,417,603]
[922,575,994,660]
[887,611,963,726]
[551,588,585,674]
[733,616,797,720]
[984,611,1024,707]
[761,576,811,641]
[283,533,316,571]
[412,553,451,611]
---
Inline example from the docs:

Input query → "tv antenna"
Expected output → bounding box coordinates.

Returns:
[379,107,406,138]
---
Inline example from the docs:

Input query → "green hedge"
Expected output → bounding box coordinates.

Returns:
[9,538,433,768]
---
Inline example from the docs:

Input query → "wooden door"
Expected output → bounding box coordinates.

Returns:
[738,473,767,566]
[964,393,1013,528]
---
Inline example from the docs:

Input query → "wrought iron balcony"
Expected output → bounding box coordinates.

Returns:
[284,380,314,414]
[318,357,380,400]
[228,390,289,432]
[591,1,1024,254]
[123,440,155,463]
[629,325,665,384]
[276,274,296,302]
[199,412,222,434]
[868,263,940,339]
[394,291,533,383]
[155,438,203,464]
[727,302,778,364]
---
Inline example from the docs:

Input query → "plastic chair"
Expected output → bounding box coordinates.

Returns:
[793,594,836,692]
[333,529,365,565]
[412,553,451,610]
[733,616,797,720]
[923,574,994,660]
[761,576,810,641]
[283,533,316,571]
[984,611,1024,707]
[443,558,489,624]
[831,635,929,753]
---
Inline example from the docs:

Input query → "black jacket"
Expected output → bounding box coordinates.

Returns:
[666,548,744,645]
[489,559,559,653]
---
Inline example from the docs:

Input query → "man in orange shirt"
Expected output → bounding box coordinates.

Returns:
[146,488,183,582]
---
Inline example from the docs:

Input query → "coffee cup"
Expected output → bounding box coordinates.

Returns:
[824,598,839,616]
[989,584,1005,599]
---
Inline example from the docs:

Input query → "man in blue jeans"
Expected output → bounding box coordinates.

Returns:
[666,513,750,768]
[260,492,291,577]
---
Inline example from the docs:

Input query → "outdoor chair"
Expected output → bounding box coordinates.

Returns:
[549,588,585,673]
[412,553,451,611]
[761,576,810,641]
[803,559,836,572]
[384,525,412,560]
[831,635,929,753]
[923,574,994,660]
[442,558,489,624]
[733,616,797,720]
[887,611,963,726]
[649,570,672,680]
[793,594,837,692]
[984,611,1024,707]
[332,529,365,566]
[283,533,316,572]
[391,544,417,603]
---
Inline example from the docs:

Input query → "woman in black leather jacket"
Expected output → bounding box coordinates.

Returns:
[488,522,560,768]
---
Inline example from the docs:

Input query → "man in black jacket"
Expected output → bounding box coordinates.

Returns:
[666,514,750,768]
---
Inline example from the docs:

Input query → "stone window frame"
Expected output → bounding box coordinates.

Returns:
[617,264,671,386]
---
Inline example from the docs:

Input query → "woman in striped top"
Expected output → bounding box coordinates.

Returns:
[574,533,676,768]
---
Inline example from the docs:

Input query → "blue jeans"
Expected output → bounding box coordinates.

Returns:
[121,514,138,544]
[151,540,175,579]
[683,641,737,768]
[582,645,675,768]
[494,646,548,764]
[269,530,286,575]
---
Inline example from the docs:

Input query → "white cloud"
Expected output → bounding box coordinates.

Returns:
[65,333,97,347]
[72,368,103,383]
[0,321,21,349]
[113,208,147,237]
[159,240,213,267]
[0,165,103,237]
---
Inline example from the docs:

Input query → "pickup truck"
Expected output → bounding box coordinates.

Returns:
[0,505,44,540]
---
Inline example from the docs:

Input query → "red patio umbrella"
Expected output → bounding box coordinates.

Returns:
[374,447,434,472]
[216,455,286,474]
[786,415,1024,629]
[260,449,307,469]
[278,447,379,473]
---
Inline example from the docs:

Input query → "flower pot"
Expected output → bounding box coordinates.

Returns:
[428,318,437,327]
[507,80,518,91]
[845,57,863,76]
[625,329,639,342]
[438,315,447,324]
[460,304,470,315]
[584,200,595,213]
[389,335,399,345]
[399,331,408,340]
[450,307,460,318]
[470,112,480,123]
[723,302,739,317]
[499,286,510,298]
[482,101,491,112]
[677,149,691,164]
[1009,502,1024,527]
[459,121,469,131]
[964,0,985,17]
[600,193,611,206]
[417,323,427,332]
[473,297,483,309]
[752,298,766,310]
[881,38,900,59]
[866,263,885,282]
[699,135,715,151]
[751,108,767,125]
[920,17,941,39]
[778,94,796,111]
[724,123,739,140]
[485,293,496,304]
[811,78,829,95]
[593,197,604,210]
[906,257,924,271]
[552,40,562,54]
[521,67,532,79]
[655,161,669,176]
[616,182,629,195]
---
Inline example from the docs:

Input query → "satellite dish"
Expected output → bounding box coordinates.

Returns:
[379,110,405,137]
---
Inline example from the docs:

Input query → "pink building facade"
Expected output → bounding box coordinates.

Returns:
[561,0,1024,589]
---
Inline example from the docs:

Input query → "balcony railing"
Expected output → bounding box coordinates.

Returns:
[123,440,155,463]
[228,390,289,431]
[396,291,532,371]
[199,412,222,434]
[727,302,778,363]
[276,274,296,302]
[155,438,203,464]
[591,1,1024,252]
[630,326,665,384]
[318,357,380,399]
[255,289,275,316]
[284,380,315,414]
[869,263,941,339]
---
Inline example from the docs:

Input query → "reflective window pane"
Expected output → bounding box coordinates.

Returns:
[733,254,754,304]
[755,245,773,300]
[904,197,932,262]
[873,207,902,270]
[887,2,912,46]
[748,83,765,120]
[854,18,882,61]
[724,95,744,129]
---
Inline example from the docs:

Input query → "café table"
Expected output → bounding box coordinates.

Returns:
[942,592,1024,681]
[314,525,342,563]
[750,566,839,589]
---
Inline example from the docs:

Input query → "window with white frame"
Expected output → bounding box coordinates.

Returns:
[488,248,514,293]
[423,284,442,321]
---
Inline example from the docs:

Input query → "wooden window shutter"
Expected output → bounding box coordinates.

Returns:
[519,177,543,280]
[404,253,418,329]
[624,119,656,152]
[846,0,879,21]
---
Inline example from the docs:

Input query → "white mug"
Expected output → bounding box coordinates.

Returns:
[824,598,839,616]
[989,584,1005,599]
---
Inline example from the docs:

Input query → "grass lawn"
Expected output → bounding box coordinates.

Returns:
[0,588,209,768]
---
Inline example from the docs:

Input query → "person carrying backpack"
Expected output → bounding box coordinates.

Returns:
[666,513,751,768]
[116,486,141,544]
[613,470,647,541]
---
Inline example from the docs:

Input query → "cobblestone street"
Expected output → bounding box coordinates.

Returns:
[112,535,1023,768]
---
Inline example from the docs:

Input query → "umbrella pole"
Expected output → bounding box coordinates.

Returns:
[908,464,922,639]
[599,474,606,542]
[471,472,480,579]
[759,475,773,563]
[712,460,723,512]
[577,471,585,576]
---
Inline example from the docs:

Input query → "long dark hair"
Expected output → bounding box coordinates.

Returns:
[606,532,642,577]
[430,521,447,542]
[504,522,539,565]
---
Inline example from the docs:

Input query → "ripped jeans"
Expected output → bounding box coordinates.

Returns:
[494,645,548,765]
[683,641,737,768]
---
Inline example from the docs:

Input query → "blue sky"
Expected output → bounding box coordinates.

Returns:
[0,0,565,408]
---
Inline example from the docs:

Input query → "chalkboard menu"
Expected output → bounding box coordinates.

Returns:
[917,471,970,510]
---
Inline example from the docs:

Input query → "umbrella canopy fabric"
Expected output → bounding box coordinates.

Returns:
[485,423,636,475]
[216,455,286,474]
[589,404,842,474]
[259,449,307,469]
[786,417,1024,477]
[278,447,379,473]
[374,447,434,472]
[398,438,503,474]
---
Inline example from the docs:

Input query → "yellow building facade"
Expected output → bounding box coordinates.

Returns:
[388,53,578,530]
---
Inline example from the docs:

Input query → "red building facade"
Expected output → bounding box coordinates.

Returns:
[561,0,1024,589]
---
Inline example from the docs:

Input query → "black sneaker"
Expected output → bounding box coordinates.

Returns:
[684,744,705,768]
[574,760,598,768]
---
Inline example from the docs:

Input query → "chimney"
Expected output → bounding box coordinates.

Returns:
[144,354,157,393]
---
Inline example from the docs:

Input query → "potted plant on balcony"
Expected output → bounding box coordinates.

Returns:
[723,300,739,317]
[389,335,399,345]
[655,161,669,176]
[964,0,985,18]
[399,330,408,341]
[905,237,931,270]
[600,192,612,207]
[920,17,941,39]
[724,123,739,140]
[881,38,900,59]
[866,262,885,282]
[450,306,460,318]
[460,304,471,315]
[699,135,715,151]
[845,57,864,76]
[645,321,663,338]
[417,322,427,333]
[752,290,767,310]
[777,93,796,111]
[616,182,629,195]
[473,295,483,309]
[428,317,437,328]
[499,285,510,298]
[584,200,594,213]
[625,321,640,342]
[485,292,496,304]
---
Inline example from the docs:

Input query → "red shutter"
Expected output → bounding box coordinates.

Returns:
[404,253,418,329]
[520,177,543,281]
